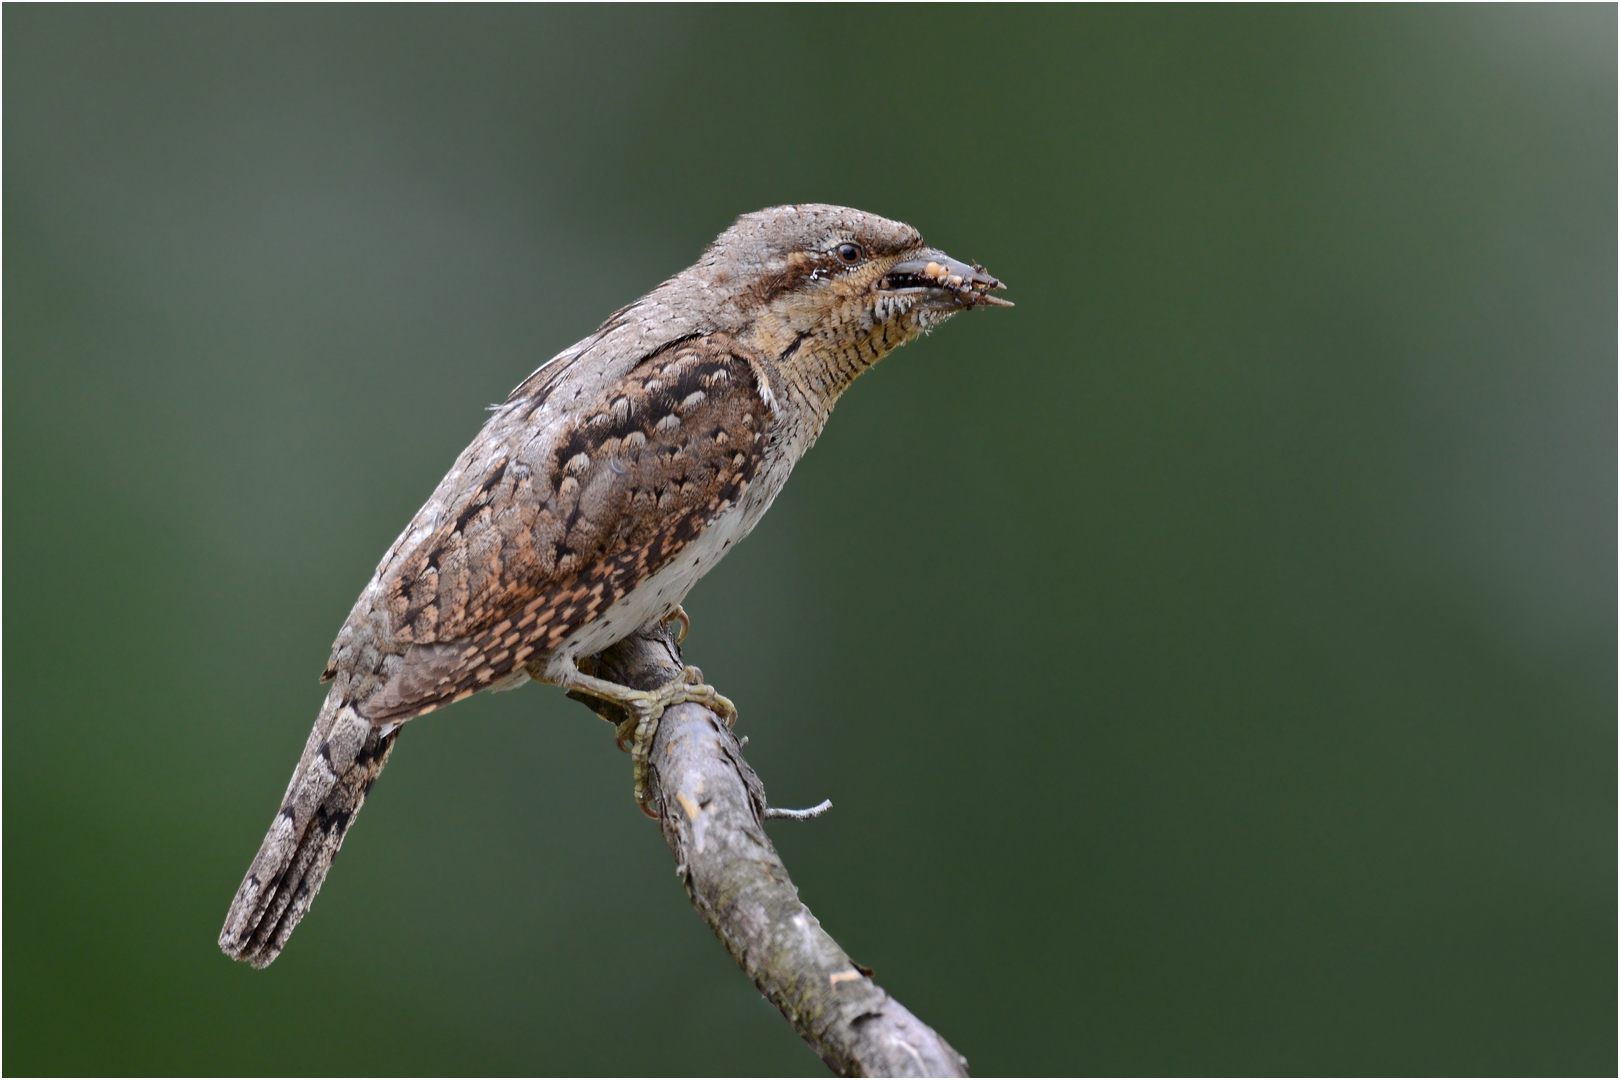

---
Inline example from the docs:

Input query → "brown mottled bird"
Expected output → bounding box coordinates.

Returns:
[219,204,1010,967]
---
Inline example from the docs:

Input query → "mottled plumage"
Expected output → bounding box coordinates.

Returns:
[221,204,1008,968]
[357,334,771,723]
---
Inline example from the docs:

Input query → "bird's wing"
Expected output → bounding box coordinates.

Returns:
[344,332,772,723]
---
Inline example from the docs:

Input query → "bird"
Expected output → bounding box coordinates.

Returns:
[219,203,1010,968]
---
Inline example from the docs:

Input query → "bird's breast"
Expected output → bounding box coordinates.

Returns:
[548,444,799,666]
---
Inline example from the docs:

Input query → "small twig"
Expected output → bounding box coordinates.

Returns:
[586,621,969,1078]
[765,799,834,821]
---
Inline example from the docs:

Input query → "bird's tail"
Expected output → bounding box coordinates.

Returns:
[219,694,397,967]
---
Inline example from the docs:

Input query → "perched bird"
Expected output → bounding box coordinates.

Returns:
[219,204,1010,967]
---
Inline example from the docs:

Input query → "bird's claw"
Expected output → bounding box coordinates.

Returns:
[614,667,738,816]
[667,605,691,644]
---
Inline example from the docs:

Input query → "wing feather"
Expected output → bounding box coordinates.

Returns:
[347,333,769,723]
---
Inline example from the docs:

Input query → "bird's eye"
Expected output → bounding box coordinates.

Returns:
[835,242,864,265]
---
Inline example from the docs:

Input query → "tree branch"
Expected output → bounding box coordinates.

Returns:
[577,621,970,1078]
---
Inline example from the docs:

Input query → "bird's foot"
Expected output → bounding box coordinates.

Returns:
[666,605,691,644]
[609,666,736,817]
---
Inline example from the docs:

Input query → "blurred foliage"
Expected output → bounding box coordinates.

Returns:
[4,6,1613,1075]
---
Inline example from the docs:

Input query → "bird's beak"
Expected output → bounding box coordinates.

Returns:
[878,250,1013,308]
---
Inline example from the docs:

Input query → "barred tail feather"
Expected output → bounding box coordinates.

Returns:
[219,695,397,968]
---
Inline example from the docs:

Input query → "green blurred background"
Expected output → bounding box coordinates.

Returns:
[5,5,1614,1075]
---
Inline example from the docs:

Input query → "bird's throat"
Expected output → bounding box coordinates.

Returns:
[746,298,927,418]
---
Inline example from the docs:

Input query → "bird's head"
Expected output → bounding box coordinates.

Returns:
[691,204,1010,380]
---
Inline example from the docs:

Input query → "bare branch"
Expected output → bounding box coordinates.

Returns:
[583,622,970,1078]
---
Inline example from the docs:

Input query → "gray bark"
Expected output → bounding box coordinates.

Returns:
[575,622,970,1078]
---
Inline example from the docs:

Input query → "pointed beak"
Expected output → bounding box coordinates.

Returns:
[878,250,1013,308]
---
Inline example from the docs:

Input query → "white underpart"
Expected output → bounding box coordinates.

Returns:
[531,444,802,688]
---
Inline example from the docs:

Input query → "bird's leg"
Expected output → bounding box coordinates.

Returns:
[555,663,736,817]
